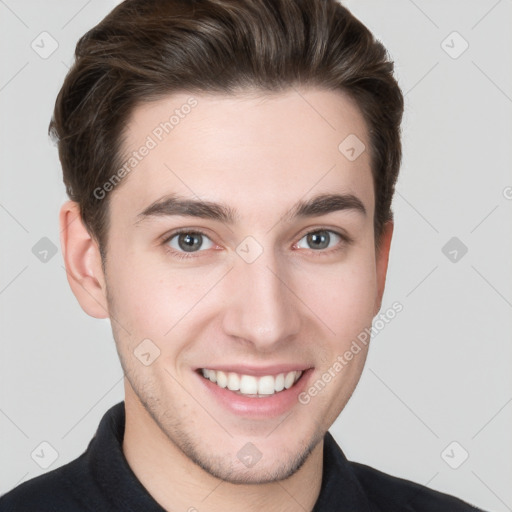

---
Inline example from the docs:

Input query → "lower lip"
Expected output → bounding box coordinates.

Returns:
[195,369,314,418]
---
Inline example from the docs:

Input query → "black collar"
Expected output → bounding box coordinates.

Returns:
[88,401,372,511]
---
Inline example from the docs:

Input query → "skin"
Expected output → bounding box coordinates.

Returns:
[60,87,393,512]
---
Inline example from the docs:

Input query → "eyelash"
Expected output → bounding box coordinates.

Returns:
[162,227,353,261]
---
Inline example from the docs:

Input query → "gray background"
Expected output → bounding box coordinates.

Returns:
[1,1,511,510]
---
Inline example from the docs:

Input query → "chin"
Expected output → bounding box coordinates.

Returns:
[185,436,321,485]
[171,414,328,485]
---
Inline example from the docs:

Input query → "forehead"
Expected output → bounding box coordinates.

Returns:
[113,88,374,222]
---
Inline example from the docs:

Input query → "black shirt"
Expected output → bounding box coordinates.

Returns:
[0,402,485,511]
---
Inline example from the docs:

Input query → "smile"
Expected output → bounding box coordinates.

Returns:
[200,368,303,398]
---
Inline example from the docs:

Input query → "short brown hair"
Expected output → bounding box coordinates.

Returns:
[49,0,404,258]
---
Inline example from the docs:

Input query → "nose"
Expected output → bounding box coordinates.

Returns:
[221,248,301,351]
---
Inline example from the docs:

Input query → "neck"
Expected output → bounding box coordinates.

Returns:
[122,385,324,512]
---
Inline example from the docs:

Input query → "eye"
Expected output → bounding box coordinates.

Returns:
[165,230,215,253]
[295,229,343,251]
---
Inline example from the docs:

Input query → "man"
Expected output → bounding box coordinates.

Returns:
[0,0,485,510]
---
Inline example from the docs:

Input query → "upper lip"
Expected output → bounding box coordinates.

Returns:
[196,364,312,377]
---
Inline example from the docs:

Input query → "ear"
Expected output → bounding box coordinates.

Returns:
[59,201,109,319]
[373,221,394,315]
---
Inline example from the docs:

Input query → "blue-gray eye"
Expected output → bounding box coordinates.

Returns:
[167,232,214,253]
[296,230,341,250]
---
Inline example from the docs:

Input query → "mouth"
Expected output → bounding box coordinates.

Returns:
[194,364,314,417]
[199,368,304,398]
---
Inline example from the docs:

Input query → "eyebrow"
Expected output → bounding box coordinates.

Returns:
[135,192,366,225]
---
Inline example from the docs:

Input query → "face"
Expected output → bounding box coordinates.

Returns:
[98,88,390,483]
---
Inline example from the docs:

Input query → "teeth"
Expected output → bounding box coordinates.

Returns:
[240,375,258,394]
[216,370,228,388]
[275,373,285,392]
[284,371,295,389]
[258,375,275,395]
[201,369,303,397]
[227,372,240,391]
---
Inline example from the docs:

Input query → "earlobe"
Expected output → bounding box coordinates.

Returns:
[59,201,109,319]
[373,221,394,315]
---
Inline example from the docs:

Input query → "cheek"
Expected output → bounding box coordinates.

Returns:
[294,254,377,343]
[105,251,218,336]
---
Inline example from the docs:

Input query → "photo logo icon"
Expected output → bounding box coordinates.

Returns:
[31,441,59,469]
[31,31,59,59]
[441,31,469,60]
[441,237,468,263]
[134,338,161,366]
[32,237,58,263]
[338,134,366,161]
[441,441,469,469]
[236,235,264,264]
[237,442,262,468]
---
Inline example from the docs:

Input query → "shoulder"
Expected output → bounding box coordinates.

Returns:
[351,461,484,511]
[0,454,92,512]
